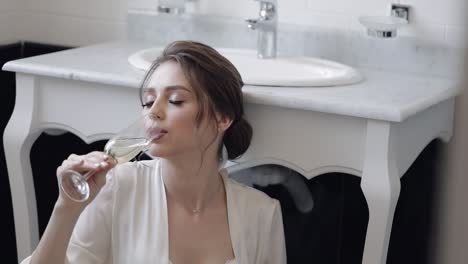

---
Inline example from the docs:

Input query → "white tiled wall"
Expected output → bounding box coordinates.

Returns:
[0,0,22,44]
[130,0,467,46]
[20,11,127,47]
[3,0,466,47]
[18,0,128,46]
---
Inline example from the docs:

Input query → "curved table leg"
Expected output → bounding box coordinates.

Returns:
[3,75,41,261]
[360,120,401,264]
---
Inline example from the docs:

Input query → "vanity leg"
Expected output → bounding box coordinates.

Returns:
[360,120,401,264]
[3,75,41,261]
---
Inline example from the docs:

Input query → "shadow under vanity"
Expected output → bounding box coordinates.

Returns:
[0,41,448,264]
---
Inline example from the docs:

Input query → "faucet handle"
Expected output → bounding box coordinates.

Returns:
[253,0,276,20]
[245,19,258,30]
[254,0,276,4]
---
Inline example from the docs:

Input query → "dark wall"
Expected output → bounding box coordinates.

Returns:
[256,139,442,264]
[1,42,442,264]
[0,42,22,264]
[0,42,72,263]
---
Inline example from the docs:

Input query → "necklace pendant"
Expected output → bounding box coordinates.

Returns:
[192,208,201,214]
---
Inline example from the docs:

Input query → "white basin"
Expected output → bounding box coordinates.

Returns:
[128,47,363,87]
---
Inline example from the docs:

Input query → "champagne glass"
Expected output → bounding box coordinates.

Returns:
[59,115,155,202]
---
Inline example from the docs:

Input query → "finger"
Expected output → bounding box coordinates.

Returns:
[60,159,84,170]
[102,153,113,162]
[102,155,117,167]
[62,157,110,175]
[61,160,100,175]
[60,158,79,167]
[84,152,111,165]
[56,159,86,179]
[66,153,80,161]
[86,152,116,168]
[85,151,106,159]
[91,169,108,188]
[88,161,116,188]
[58,153,115,179]
[94,160,116,172]
[57,159,82,174]
[82,157,102,166]
[83,152,109,163]
[87,158,116,173]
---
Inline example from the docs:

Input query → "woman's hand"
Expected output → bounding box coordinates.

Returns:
[56,151,116,210]
[29,151,116,264]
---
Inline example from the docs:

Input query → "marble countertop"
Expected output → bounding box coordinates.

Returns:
[2,41,461,122]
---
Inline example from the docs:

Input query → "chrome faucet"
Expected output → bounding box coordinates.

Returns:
[157,0,196,15]
[246,0,277,59]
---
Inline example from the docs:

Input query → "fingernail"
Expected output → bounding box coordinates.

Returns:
[103,154,109,160]
[100,161,109,167]
[93,163,100,168]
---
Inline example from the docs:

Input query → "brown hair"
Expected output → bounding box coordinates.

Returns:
[139,40,253,160]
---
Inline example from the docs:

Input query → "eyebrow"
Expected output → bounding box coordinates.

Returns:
[145,85,192,94]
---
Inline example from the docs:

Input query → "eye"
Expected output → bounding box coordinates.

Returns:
[169,100,184,105]
[141,100,154,108]
[142,94,156,108]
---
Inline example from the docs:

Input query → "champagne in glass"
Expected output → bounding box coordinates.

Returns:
[59,115,155,202]
[105,138,150,164]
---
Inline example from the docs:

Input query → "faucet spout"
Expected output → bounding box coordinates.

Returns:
[245,19,258,30]
[246,0,277,59]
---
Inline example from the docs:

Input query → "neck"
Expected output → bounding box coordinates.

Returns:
[161,156,223,214]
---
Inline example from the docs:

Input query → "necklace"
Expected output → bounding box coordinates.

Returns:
[161,160,223,215]
[190,178,221,215]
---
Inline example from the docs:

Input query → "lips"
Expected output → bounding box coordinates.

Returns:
[146,127,168,141]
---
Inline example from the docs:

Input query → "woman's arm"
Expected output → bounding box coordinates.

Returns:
[29,202,84,264]
[26,152,115,264]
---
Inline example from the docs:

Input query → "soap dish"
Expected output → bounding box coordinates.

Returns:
[358,16,408,38]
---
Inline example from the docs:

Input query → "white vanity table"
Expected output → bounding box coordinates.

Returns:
[3,41,460,264]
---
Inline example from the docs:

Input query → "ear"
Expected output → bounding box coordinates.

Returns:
[216,114,233,133]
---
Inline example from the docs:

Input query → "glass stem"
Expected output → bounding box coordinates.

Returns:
[82,151,116,181]
[82,168,99,181]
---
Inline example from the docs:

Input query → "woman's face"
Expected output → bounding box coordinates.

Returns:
[141,60,218,158]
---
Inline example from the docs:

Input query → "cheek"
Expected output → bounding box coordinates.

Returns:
[168,109,199,139]
[174,116,217,149]
[194,118,218,143]
[172,111,196,128]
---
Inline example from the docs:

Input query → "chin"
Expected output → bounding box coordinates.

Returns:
[146,144,168,158]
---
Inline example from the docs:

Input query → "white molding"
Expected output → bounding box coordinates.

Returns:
[3,74,41,258]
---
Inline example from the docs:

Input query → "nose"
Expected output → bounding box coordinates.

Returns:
[148,112,160,120]
[147,100,165,120]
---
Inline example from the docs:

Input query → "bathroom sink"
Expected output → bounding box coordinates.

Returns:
[128,47,363,87]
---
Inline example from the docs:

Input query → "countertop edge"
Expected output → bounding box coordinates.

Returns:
[2,60,141,88]
[2,42,461,123]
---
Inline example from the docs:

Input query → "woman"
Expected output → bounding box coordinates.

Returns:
[21,41,286,264]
